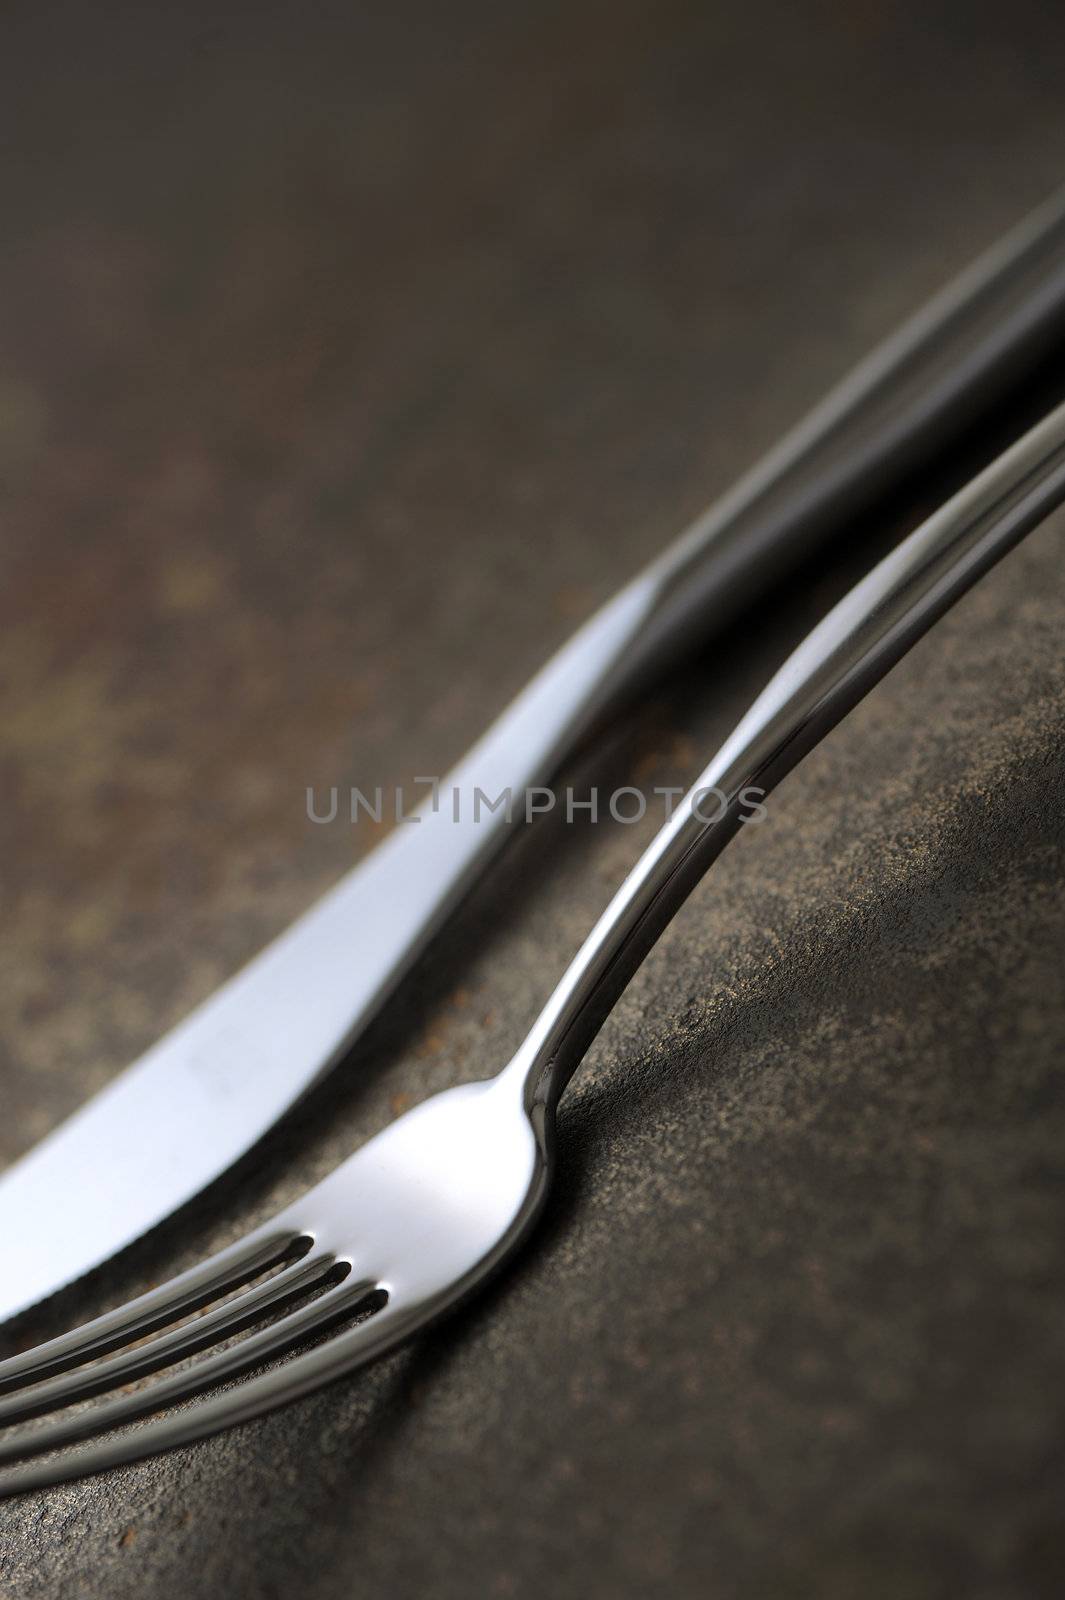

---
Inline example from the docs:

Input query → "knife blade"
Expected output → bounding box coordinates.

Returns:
[7,185,1065,1324]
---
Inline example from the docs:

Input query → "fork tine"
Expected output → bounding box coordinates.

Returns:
[0,1251,344,1428]
[0,1289,413,1498]
[0,1268,385,1474]
[0,1224,310,1395]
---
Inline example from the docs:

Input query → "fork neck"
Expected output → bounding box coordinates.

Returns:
[497,766,751,1127]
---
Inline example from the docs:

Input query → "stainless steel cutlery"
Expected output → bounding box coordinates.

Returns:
[3,397,1063,1495]
[7,188,1065,1323]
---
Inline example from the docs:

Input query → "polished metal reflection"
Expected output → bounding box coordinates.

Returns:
[7,187,1065,1323]
[1,399,1063,1494]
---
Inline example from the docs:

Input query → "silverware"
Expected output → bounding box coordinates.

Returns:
[2,398,1062,1496]
[6,190,1065,1325]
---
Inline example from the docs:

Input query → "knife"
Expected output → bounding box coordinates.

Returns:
[6,187,1065,1325]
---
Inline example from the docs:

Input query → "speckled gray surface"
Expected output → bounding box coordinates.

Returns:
[2,3,1065,1596]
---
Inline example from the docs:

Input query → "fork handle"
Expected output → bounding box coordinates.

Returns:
[516,399,1065,1116]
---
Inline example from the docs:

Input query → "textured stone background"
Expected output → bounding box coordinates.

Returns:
[1,2,1065,1596]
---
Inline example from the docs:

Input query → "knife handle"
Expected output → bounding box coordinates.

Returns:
[591,183,1065,726]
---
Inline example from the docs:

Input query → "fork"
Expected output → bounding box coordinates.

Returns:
[2,398,1064,1497]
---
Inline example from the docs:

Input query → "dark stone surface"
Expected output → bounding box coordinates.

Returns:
[1,3,1064,1596]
